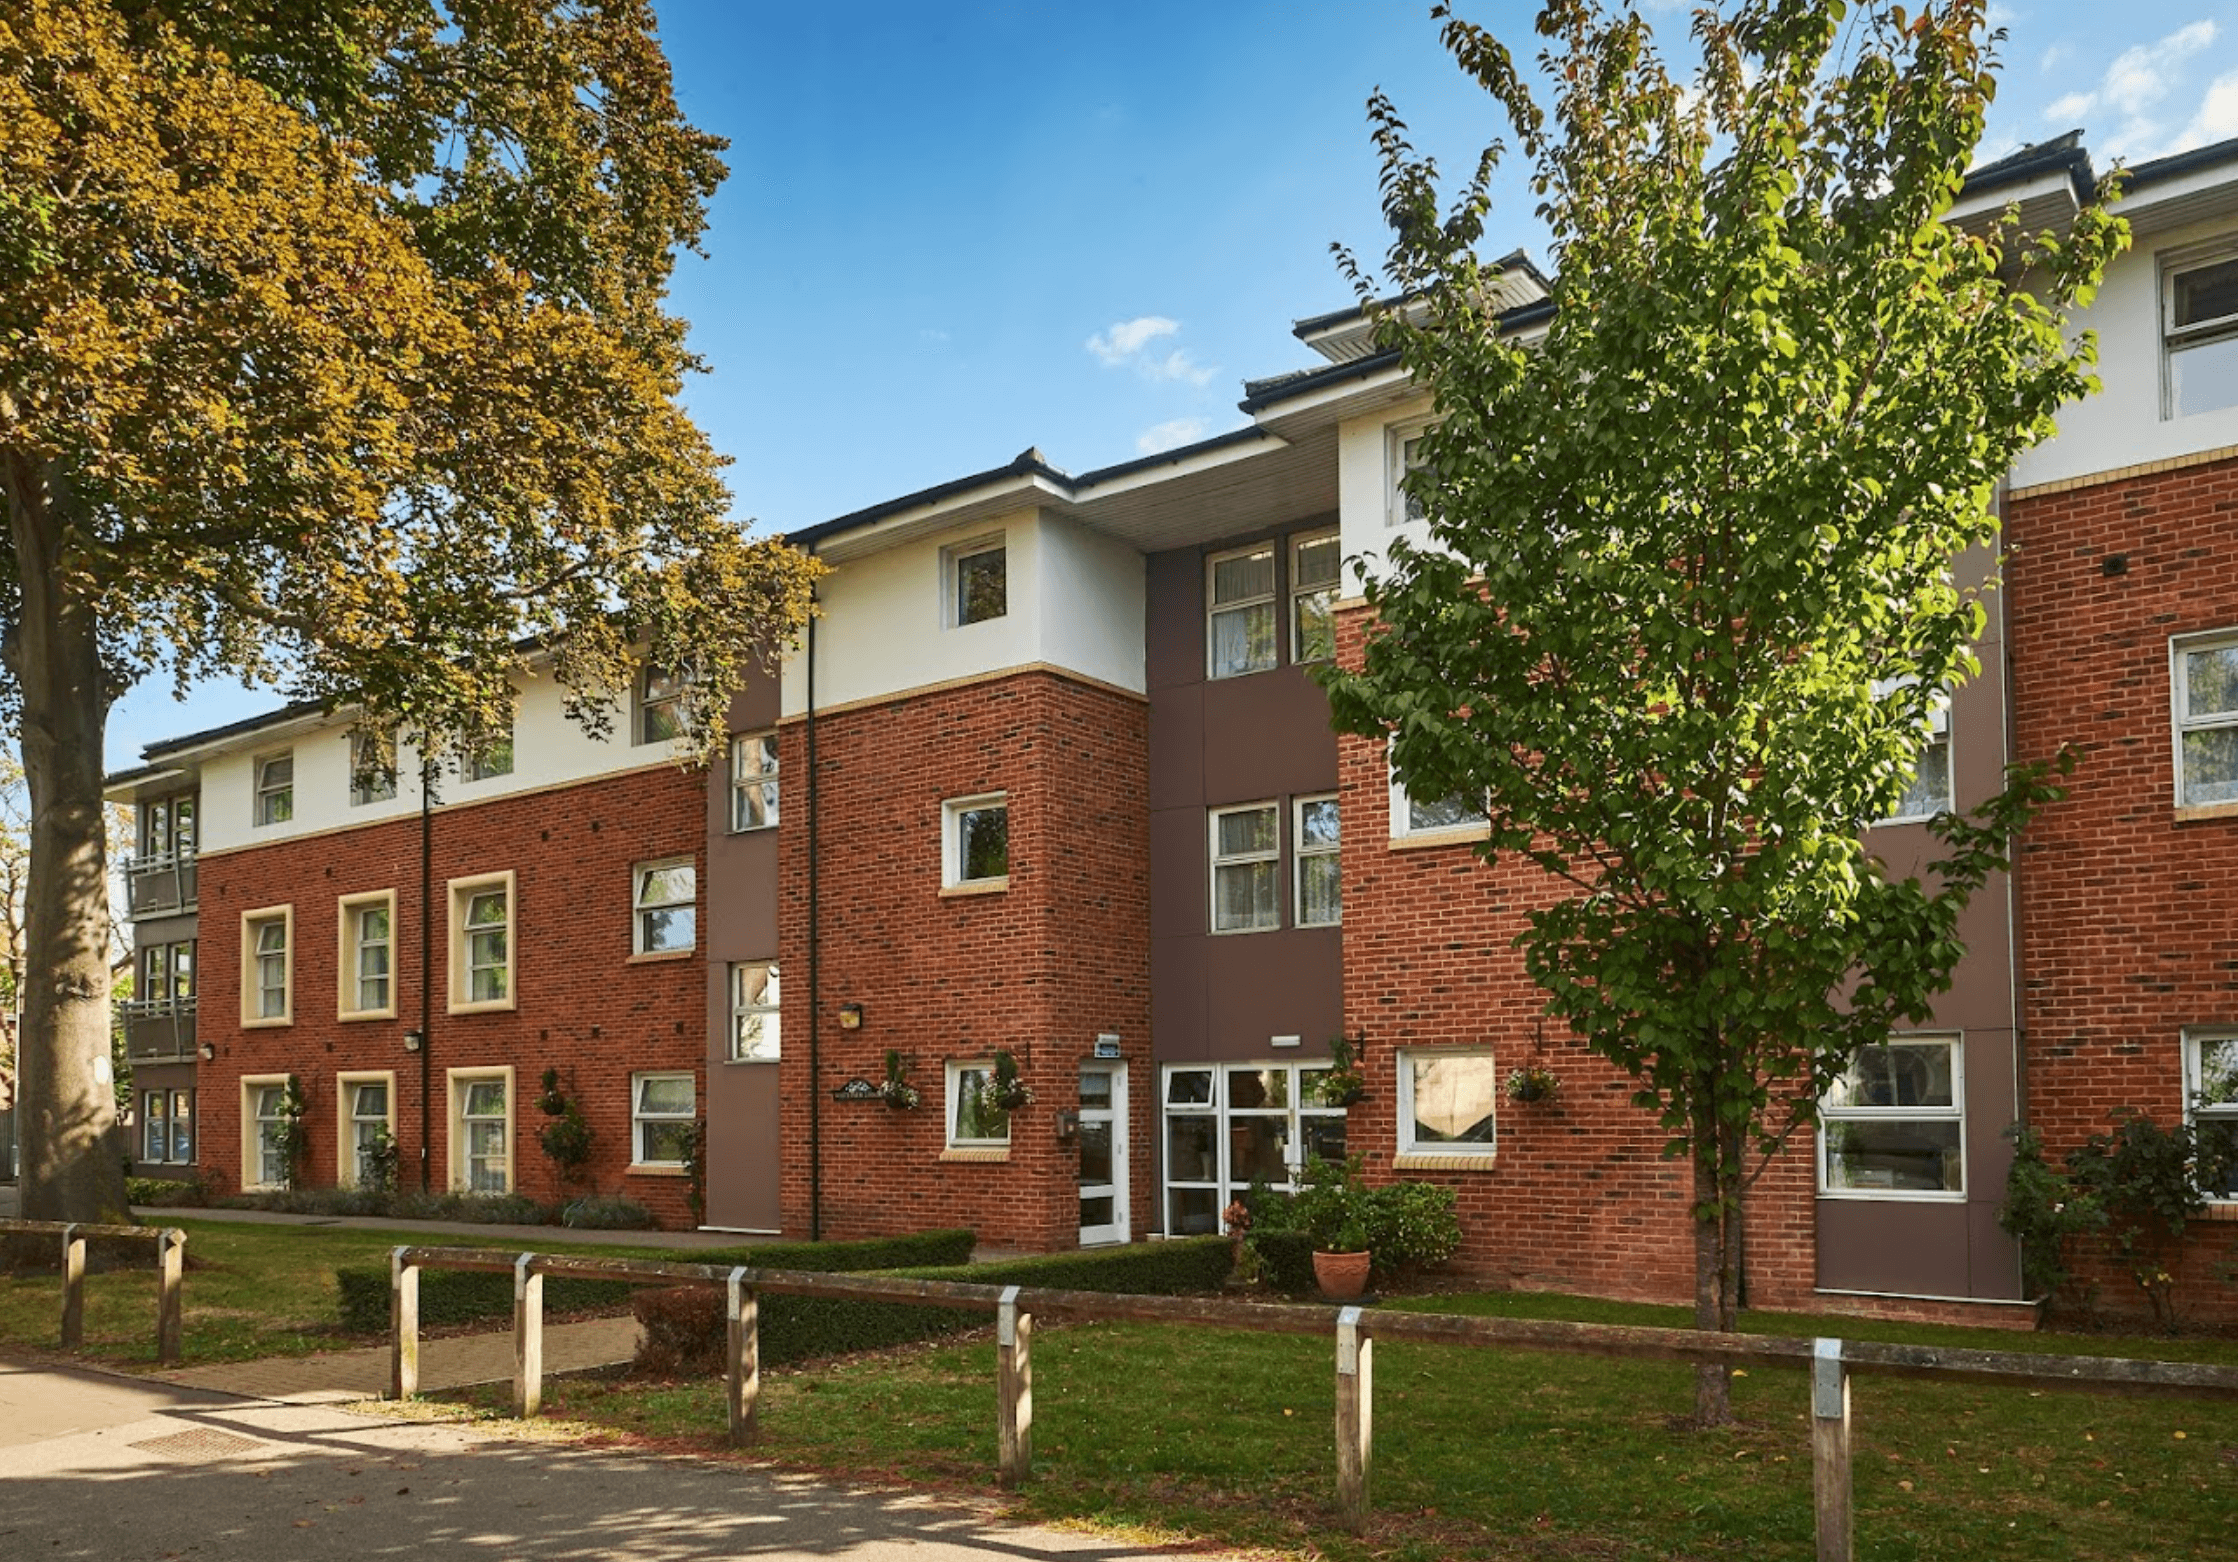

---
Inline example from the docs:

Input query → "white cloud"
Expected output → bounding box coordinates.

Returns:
[1086,316,1217,386]
[1136,418,1208,455]
[2044,90,2094,125]
[919,327,951,345]
[2177,68,2238,151]
[2039,41,2073,77]
[2048,20,2219,127]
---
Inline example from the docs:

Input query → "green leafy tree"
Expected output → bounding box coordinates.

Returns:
[1322,0,2122,1424]
[1,2,820,1224]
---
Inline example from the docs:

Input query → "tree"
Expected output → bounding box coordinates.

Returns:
[1321,0,2122,1424]
[1,2,820,1223]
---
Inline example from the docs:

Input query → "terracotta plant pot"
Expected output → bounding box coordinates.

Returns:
[1312,1248,1372,1300]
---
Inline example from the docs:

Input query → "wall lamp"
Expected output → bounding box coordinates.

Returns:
[837,1003,865,1032]
[196,1041,216,1062]
[403,1028,425,1053]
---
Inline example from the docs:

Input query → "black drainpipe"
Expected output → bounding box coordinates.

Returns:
[417,750,435,1193]
[806,577,823,1241]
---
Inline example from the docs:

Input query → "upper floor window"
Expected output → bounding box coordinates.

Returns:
[729,961,780,1061]
[253,753,294,827]
[448,872,515,1012]
[1208,543,1277,679]
[1388,418,1432,528]
[350,729,398,806]
[463,716,514,782]
[1210,803,1281,934]
[1818,1036,1964,1197]
[949,536,1007,626]
[633,858,697,955]
[1876,681,1951,823]
[2166,248,2238,420]
[142,940,195,1004]
[141,794,196,858]
[639,666,687,744]
[2183,1029,2238,1201]
[1294,795,1341,927]
[943,794,1009,890]
[240,906,293,1026]
[1390,755,1484,840]
[731,732,779,831]
[339,891,395,1019]
[2174,631,2238,809]
[1292,533,1340,663]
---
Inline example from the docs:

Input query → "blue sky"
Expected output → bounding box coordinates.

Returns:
[104,0,2238,765]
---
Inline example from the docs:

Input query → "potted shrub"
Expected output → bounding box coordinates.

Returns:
[1297,1156,1374,1299]
[1506,1063,1561,1105]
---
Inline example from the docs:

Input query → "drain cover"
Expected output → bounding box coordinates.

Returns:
[130,1428,268,1460]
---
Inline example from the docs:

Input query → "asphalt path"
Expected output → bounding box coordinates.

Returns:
[0,1354,1250,1561]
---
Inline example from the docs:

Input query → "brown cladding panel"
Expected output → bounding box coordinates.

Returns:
[1150,935,1212,1062]
[1814,1198,1974,1298]
[1201,666,1339,807]
[1201,927,1343,1054]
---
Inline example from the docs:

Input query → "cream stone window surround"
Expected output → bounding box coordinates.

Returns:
[335,1070,397,1190]
[336,889,397,1021]
[239,904,294,1028]
[447,1065,515,1195]
[446,870,517,1014]
[240,1073,293,1192]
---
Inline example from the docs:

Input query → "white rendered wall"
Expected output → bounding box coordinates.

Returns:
[780,507,1146,716]
[2013,212,2238,491]
[1336,391,1437,594]
[195,669,685,855]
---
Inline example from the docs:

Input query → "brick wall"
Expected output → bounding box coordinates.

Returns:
[775,670,1152,1250]
[195,763,706,1226]
[2006,452,2238,1322]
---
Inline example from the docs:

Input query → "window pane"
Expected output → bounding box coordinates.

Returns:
[1228,1116,1289,1184]
[1210,548,1274,606]
[1168,1186,1220,1236]
[1298,798,1340,851]
[2173,258,2238,329]
[1078,1120,1113,1184]
[1226,1067,1289,1110]
[1893,736,1951,819]
[2184,728,2238,806]
[1293,592,1334,663]
[640,907,695,952]
[1213,860,1278,931]
[464,1080,505,1117]
[1407,790,1480,833]
[2195,1037,2238,1107]
[354,1082,389,1118]
[953,1067,1009,1141]
[467,891,507,927]
[1215,807,1277,857]
[2186,645,2238,721]
[1165,1069,1213,1107]
[959,806,1008,881]
[1823,1119,1962,1192]
[1410,1055,1498,1145]
[2173,334,2238,419]
[1210,603,1275,678]
[640,1120,695,1163]
[637,1075,694,1115]
[1298,854,1342,926]
[256,920,287,955]
[1294,535,1340,589]
[638,864,695,908]
[957,547,1006,624]
[1165,1114,1218,1181]
[1300,1114,1348,1165]
[1826,1043,1955,1109]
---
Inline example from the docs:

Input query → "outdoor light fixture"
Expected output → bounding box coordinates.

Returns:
[403,1028,424,1053]
[837,1003,865,1032]
[197,1042,216,1062]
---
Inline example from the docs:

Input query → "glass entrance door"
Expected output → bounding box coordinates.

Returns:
[1078,1063,1129,1246]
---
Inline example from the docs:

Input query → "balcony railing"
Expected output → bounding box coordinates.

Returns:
[123,848,198,918]
[121,994,198,1062]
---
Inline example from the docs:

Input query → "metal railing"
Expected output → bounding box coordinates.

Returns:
[0,1218,187,1364]
[385,1245,2238,1562]
[121,848,197,917]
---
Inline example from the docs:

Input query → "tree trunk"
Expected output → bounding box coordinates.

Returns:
[6,448,130,1225]
[1690,1090,1734,1427]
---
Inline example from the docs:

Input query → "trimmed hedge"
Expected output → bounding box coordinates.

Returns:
[127,1176,208,1208]
[334,1227,976,1334]
[633,1236,1236,1375]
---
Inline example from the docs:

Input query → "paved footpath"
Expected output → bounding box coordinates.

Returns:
[153,1315,646,1400]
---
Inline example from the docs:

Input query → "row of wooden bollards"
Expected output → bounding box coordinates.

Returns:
[0,1217,186,1365]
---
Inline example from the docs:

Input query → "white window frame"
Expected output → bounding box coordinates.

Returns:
[632,857,697,956]
[337,889,397,1021]
[2172,629,2238,811]
[730,731,779,832]
[638,665,687,745]
[729,960,780,1062]
[1386,416,1433,529]
[253,751,294,827]
[945,1058,1012,1150]
[1816,1034,1966,1201]
[1388,751,1486,843]
[1206,541,1278,680]
[335,1070,397,1190]
[1876,681,1953,824]
[946,534,1008,627]
[1290,531,1341,664]
[1294,793,1341,927]
[2162,240,2238,421]
[461,715,514,782]
[1395,1049,1501,1163]
[2183,1028,2238,1203]
[447,1066,515,1195]
[240,1074,293,1192]
[349,728,398,806]
[631,1071,697,1168]
[239,904,294,1027]
[942,793,1009,891]
[447,870,516,1014]
[1157,1062,1352,1236]
[1208,802,1281,935]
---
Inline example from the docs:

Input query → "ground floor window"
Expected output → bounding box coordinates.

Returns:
[1396,1049,1500,1160]
[141,1089,193,1165]
[449,1069,513,1194]
[1161,1061,1348,1235]
[338,1074,395,1190]
[2184,1029,2238,1199]
[242,1077,291,1189]
[633,1073,697,1165]
[1818,1035,1964,1197]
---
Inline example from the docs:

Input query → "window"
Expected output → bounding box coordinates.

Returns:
[447,872,515,1012]
[731,732,779,831]
[1878,682,1951,822]
[633,1073,697,1165]
[1295,795,1341,926]
[2184,1030,2238,1200]
[1818,1036,1964,1197]
[947,1060,1011,1148]
[943,794,1009,889]
[243,1077,291,1190]
[2173,631,2238,808]
[338,1074,395,1190]
[338,891,395,1019]
[639,666,687,744]
[449,1068,513,1194]
[1160,1063,1351,1234]
[142,1089,192,1165]
[142,940,195,1006]
[1388,418,1432,528]
[2165,248,2238,419]
[1207,543,1277,679]
[729,961,780,1061]
[633,858,696,954]
[462,713,514,781]
[350,728,398,806]
[141,795,193,858]
[239,906,293,1027]
[1391,770,1483,838]
[949,536,1007,626]
[1397,1050,1500,1160]
[253,752,293,826]
[1210,803,1280,933]
[1292,532,1340,663]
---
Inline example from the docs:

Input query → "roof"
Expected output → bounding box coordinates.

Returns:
[1959,129,2096,206]
[2120,131,2238,192]
[137,696,327,764]
[1239,296,1557,414]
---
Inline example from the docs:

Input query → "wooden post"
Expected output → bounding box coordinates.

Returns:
[726,1267,760,1446]
[1812,1336,1853,1562]
[59,1224,85,1348]
[390,1248,419,1400]
[997,1285,1033,1488]
[1335,1304,1373,1532]
[156,1228,185,1365]
[514,1253,544,1419]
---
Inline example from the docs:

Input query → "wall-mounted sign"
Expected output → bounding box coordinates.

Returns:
[830,1077,882,1101]
[1092,1034,1122,1059]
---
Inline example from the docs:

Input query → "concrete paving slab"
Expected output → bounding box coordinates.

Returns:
[154,1316,644,1402]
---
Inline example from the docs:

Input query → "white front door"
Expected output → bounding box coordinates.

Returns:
[1078,1062,1129,1246]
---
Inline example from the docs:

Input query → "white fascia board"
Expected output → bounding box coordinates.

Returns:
[807,474,1073,564]
[2119,166,2238,239]
[1072,432,1289,502]
[1945,170,2080,234]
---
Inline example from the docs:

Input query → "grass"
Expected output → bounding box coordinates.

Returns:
[0,1218,698,1367]
[433,1287,2238,1561]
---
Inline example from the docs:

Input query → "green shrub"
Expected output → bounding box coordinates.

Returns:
[1248,1230,1317,1296]
[127,1176,208,1208]
[1369,1180,1462,1271]
[1244,1166,1461,1281]
[560,1195,658,1230]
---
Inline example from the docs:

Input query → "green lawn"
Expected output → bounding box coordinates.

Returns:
[441,1288,2238,1562]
